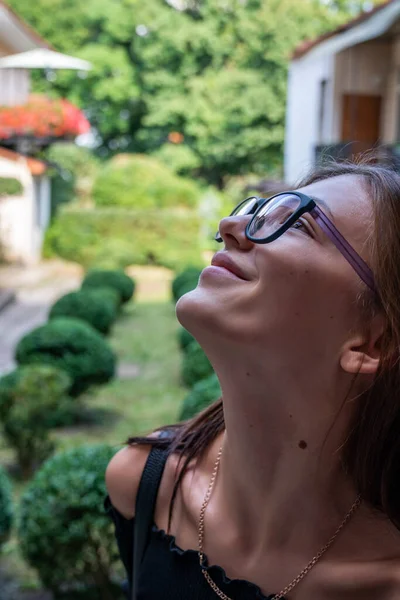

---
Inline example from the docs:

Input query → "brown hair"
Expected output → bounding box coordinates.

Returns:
[127,159,400,531]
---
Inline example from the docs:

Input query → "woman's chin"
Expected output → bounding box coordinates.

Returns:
[175,286,214,332]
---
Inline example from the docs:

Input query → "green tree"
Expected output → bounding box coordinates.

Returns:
[9,0,385,185]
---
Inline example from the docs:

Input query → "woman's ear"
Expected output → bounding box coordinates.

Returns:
[340,312,386,376]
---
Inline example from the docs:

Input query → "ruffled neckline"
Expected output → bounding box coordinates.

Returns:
[151,523,284,600]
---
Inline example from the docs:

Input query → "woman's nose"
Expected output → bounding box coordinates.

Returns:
[217,215,254,250]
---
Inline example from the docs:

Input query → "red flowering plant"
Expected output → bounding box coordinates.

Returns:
[0,95,90,140]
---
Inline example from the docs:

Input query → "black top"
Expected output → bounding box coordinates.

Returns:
[104,496,281,599]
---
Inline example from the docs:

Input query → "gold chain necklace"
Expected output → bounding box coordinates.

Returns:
[198,444,362,600]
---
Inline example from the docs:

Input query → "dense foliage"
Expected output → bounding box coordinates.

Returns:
[8,0,384,184]
[18,444,122,598]
[81,269,135,304]
[15,317,116,397]
[0,466,13,550]
[0,366,71,478]
[49,289,117,334]
[92,153,200,208]
[171,266,202,303]
[181,340,214,387]
[180,372,221,420]
[44,207,202,271]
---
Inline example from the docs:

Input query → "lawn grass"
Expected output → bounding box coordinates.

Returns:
[0,271,187,592]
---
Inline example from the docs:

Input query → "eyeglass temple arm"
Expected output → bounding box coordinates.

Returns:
[310,206,376,293]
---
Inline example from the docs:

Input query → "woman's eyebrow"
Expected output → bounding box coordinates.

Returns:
[308,194,336,223]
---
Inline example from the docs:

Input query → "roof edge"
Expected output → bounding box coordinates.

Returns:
[0,1,53,50]
[292,0,394,60]
[0,146,48,175]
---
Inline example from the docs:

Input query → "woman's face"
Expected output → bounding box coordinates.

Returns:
[176,174,374,367]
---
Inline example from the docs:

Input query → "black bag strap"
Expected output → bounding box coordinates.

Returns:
[132,445,169,600]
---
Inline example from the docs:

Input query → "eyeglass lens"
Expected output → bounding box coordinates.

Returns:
[247,194,301,239]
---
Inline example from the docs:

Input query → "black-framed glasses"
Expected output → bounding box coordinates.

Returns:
[215,192,375,293]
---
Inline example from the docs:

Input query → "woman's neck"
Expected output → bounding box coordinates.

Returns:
[208,353,363,559]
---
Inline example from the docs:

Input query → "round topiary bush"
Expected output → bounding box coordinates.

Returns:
[18,444,122,598]
[15,318,116,397]
[49,290,117,335]
[181,340,214,387]
[178,327,195,352]
[82,269,135,305]
[0,466,13,550]
[179,373,221,421]
[172,266,202,303]
[89,286,121,312]
[92,153,200,209]
[0,365,71,478]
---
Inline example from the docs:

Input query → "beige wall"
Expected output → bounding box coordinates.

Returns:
[332,40,392,142]
[0,37,31,105]
[0,68,30,105]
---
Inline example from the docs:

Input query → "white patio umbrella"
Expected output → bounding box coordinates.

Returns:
[0,48,92,71]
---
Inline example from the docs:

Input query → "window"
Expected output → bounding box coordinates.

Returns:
[318,79,328,143]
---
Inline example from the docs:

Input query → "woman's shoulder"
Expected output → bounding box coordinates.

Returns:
[105,443,154,520]
[105,430,178,521]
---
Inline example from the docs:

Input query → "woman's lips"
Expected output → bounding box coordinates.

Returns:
[210,252,249,280]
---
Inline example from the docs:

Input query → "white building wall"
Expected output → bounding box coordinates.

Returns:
[284,54,334,185]
[0,156,36,263]
[32,175,51,259]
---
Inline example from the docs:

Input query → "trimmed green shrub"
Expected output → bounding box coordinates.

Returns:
[49,290,117,335]
[0,177,23,197]
[15,318,116,397]
[92,153,200,209]
[0,366,71,478]
[18,444,122,598]
[88,286,120,312]
[178,327,195,352]
[43,206,202,271]
[46,142,99,211]
[181,340,214,387]
[172,266,202,303]
[0,466,13,550]
[154,143,201,177]
[180,373,221,420]
[81,269,135,305]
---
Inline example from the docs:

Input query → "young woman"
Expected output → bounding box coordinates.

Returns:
[105,161,400,599]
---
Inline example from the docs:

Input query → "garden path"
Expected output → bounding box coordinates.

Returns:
[0,261,82,375]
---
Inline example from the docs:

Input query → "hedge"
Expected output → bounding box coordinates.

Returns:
[44,207,202,271]
[172,266,203,303]
[18,444,122,598]
[0,365,71,478]
[46,142,99,210]
[92,153,200,209]
[49,290,117,334]
[177,327,195,352]
[179,373,221,420]
[0,177,23,197]
[15,318,116,397]
[81,270,135,305]
[181,340,214,387]
[0,466,13,550]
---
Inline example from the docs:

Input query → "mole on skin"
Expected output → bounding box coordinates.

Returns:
[298,440,307,449]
